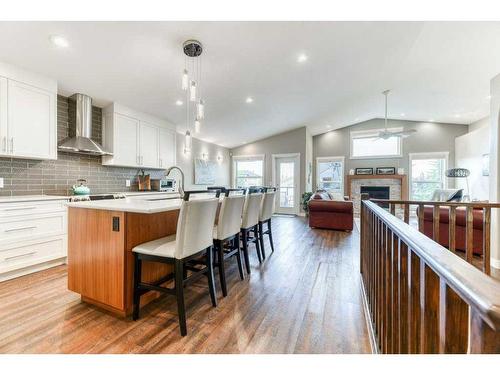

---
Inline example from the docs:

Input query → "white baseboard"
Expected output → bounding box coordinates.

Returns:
[491,258,500,269]
[297,212,306,217]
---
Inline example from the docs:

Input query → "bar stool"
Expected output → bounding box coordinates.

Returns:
[240,192,264,274]
[213,191,246,297]
[132,196,219,336]
[258,189,276,258]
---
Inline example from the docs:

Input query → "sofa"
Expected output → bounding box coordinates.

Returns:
[308,191,354,231]
[418,206,484,256]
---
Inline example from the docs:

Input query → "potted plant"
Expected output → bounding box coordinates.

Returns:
[301,192,313,216]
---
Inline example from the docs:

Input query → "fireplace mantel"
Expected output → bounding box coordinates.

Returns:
[346,174,408,200]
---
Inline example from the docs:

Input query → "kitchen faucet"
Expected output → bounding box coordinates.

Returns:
[165,166,185,197]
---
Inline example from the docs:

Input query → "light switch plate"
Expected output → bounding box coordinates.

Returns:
[125,179,131,187]
[0,177,3,188]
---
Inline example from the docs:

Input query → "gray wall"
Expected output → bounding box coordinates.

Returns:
[313,118,469,191]
[175,133,231,191]
[0,95,229,196]
[230,126,308,201]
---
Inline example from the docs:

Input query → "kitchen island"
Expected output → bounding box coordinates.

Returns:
[66,197,183,316]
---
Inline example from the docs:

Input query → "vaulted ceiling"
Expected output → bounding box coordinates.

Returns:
[0,21,499,147]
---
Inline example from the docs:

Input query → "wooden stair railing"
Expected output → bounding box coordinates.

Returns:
[368,198,500,275]
[360,199,500,354]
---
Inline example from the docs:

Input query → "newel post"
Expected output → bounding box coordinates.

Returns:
[360,193,370,274]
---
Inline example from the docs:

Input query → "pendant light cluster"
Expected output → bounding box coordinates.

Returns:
[182,39,205,153]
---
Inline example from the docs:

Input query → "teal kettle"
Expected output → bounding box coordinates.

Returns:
[72,179,90,195]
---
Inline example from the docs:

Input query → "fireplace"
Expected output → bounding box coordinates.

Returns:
[361,186,390,208]
[360,186,390,200]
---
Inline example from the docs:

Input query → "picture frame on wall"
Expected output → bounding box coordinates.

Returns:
[376,167,396,175]
[355,168,373,175]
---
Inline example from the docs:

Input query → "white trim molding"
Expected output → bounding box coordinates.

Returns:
[231,154,265,188]
[350,128,403,159]
[408,151,450,199]
[271,153,301,215]
[315,155,345,194]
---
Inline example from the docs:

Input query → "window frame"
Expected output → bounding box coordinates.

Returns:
[232,154,265,188]
[409,151,449,200]
[315,156,345,195]
[350,128,403,159]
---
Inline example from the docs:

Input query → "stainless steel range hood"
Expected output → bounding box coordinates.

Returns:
[58,93,112,156]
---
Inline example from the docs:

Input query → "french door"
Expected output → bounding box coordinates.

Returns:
[273,154,300,215]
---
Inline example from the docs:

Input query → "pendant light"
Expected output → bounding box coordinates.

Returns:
[184,130,192,153]
[182,69,189,91]
[181,40,204,147]
[197,99,205,120]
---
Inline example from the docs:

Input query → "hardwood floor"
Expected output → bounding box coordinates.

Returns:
[0,216,371,354]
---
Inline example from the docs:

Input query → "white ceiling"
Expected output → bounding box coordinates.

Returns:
[0,21,499,147]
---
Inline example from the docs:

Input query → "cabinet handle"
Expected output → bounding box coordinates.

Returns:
[4,206,37,211]
[5,251,37,261]
[4,226,37,233]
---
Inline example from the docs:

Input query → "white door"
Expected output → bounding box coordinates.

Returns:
[114,113,140,167]
[139,121,159,168]
[0,77,7,157]
[159,128,176,169]
[274,155,299,215]
[7,80,56,159]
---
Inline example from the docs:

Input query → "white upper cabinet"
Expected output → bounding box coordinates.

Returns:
[0,62,57,160]
[139,121,159,168]
[159,128,176,169]
[102,103,176,169]
[114,113,140,167]
[0,77,7,156]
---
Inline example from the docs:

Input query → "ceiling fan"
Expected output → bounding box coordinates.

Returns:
[377,90,417,139]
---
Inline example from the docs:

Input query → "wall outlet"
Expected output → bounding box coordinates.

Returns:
[0,177,3,188]
[125,179,131,187]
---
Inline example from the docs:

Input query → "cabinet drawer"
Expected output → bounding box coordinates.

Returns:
[0,200,67,218]
[0,236,66,274]
[0,212,66,242]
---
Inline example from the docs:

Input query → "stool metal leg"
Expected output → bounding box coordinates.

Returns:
[235,233,244,280]
[174,259,187,336]
[132,253,142,321]
[206,246,217,307]
[241,229,251,274]
[216,239,228,297]
[258,222,266,260]
[268,218,275,253]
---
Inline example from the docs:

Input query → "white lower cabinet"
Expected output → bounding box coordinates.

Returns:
[0,198,68,282]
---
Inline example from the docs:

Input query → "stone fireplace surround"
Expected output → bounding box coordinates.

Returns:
[346,174,408,217]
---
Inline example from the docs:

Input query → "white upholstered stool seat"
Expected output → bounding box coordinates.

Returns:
[132,235,176,258]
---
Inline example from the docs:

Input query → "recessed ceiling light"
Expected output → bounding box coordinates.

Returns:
[429,119,435,122]
[49,35,69,48]
[245,97,253,104]
[486,95,492,100]
[175,100,183,106]
[454,114,461,118]
[297,53,308,63]
[400,113,406,117]
[326,125,331,129]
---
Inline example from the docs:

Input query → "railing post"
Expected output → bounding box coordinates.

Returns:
[408,250,421,353]
[483,207,491,275]
[468,309,500,353]
[420,261,440,353]
[439,279,468,353]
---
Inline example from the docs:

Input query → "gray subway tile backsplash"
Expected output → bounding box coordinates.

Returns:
[0,95,164,197]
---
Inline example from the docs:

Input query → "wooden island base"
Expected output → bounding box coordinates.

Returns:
[67,207,180,316]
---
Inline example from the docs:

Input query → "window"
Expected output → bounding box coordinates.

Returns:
[316,156,344,194]
[409,152,448,200]
[233,155,264,188]
[350,129,402,159]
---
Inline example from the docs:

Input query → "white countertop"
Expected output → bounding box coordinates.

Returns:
[0,195,69,203]
[66,197,184,214]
